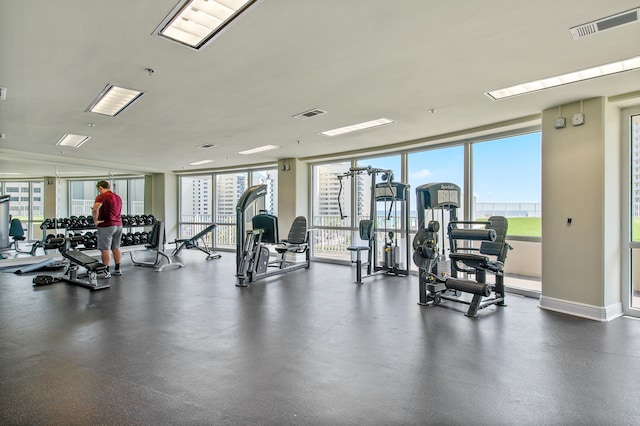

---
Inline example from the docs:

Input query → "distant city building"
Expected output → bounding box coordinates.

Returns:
[313,164,371,222]
[181,172,277,223]
[2,182,43,219]
[633,115,640,205]
[181,176,212,222]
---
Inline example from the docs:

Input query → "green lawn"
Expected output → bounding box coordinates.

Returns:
[504,217,541,237]
[634,218,640,241]
[467,217,541,237]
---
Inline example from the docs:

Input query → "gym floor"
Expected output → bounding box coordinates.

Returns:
[1,249,639,425]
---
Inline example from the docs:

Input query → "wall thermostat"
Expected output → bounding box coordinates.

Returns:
[553,117,566,129]
[572,113,585,126]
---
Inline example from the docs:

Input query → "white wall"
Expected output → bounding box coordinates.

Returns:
[539,97,622,321]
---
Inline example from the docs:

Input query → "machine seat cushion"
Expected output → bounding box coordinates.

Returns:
[449,253,504,273]
[9,218,26,240]
[275,243,308,254]
[275,216,308,254]
[347,246,369,252]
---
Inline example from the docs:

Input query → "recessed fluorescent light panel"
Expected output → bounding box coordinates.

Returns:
[238,144,280,155]
[320,118,396,137]
[153,0,259,50]
[56,133,91,148]
[189,159,215,166]
[86,84,144,117]
[485,56,640,100]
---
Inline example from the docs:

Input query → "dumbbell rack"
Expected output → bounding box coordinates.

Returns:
[119,215,157,247]
[40,217,97,251]
[39,215,157,251]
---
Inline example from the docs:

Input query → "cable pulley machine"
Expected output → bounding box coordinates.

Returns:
[338,166,410,283]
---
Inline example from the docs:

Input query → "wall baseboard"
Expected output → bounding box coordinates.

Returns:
[538,296,623,321]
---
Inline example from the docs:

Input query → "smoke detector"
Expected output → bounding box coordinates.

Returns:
[570,8,639,39]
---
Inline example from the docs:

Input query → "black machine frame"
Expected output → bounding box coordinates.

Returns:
[412,182,512,318]
[235,184,311,287]
[340,166,411,284]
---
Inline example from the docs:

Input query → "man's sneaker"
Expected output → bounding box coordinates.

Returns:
[113,269,122,276]
[98,270,111,279]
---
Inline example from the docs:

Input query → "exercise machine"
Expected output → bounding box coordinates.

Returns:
[414,182,461,281]
[0,195,10,254]
[172,223,221,260]
[441,217,511,317]
[131,220,184,271]
[412,183,512,317]
[339,166,410,284]
[33,236,111,290]
[236,185,311,287]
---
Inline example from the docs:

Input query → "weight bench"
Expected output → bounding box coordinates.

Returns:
[54,238,110,290]
[172,223,221,260]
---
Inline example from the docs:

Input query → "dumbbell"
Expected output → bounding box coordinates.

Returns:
[83,232,95,248]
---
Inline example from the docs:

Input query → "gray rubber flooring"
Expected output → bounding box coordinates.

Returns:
[1,249,640,425]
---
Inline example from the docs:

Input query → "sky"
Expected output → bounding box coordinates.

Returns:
[359,132,541,208]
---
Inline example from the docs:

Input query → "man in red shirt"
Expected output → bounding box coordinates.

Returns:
[92,180,123,277]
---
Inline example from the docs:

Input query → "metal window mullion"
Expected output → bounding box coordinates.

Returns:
[464,141,473,221]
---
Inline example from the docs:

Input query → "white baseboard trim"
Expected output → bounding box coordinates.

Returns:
[539,296,623,321]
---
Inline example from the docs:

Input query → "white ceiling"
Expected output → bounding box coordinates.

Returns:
[1,0,639,178]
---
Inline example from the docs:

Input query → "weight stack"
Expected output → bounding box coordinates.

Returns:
[436,256,450,277]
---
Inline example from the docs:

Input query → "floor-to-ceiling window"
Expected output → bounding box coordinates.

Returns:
[310,162,351,260]
[472,133,542,292]
[178,169,277,251]
[69,180,98,216]
[179,174,214,248]
[70,177,144,217]
[407,145,465,273]
[0,180,44,241]
[310,130,542,290]
[623,106,640,316]
[472,134,541,236]
[215,172,248,249]
[355,155,407,272]
[251,169,278,216]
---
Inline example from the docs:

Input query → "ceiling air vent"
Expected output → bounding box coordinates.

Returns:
[0,87,6,100]
[292,108,327,119]
[570,8,639,39]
